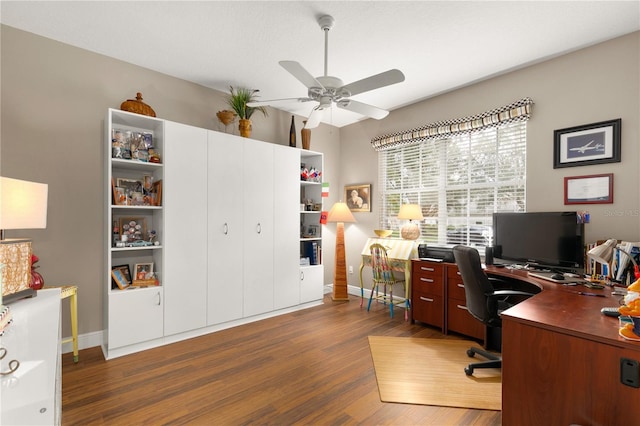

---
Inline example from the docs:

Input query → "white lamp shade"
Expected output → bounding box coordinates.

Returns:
[0,177,48,230]
[587,238,617,264]
[327,202,356,224]
[398,204,423,221]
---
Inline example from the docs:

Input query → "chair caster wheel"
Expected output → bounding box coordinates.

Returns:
[464,366,473,376]
[466,349,475,358]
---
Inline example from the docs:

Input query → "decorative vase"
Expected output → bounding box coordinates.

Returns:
[120,92,156,117]
[238,118,252,138]
[216,110,236,126]
[29,254,44,290]
[301,121,311,150]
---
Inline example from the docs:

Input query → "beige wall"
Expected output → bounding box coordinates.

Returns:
[0,25,341,337]
[339,31,640,289]
[2,24,638,341]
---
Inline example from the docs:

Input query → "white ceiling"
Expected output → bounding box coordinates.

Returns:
[2,1,639,127]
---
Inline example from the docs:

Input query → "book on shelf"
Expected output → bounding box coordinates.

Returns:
[303,241,320,265]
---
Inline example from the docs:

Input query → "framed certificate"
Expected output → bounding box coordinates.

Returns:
[564,173,613,205]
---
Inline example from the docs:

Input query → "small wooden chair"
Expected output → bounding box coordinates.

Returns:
[367,243,408,319]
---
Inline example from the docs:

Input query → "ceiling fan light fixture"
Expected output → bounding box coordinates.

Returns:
[258,14,404,127]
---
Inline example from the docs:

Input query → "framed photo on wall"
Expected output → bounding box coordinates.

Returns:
[553,118,621,168]
[564,173,613,205]
[345,184,371,212]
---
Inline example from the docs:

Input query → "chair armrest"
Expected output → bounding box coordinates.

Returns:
[487,290,535,299]
[491,289,536,298]
[488,277,511,290]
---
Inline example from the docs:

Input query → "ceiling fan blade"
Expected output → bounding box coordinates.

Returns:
[337,99,389,120]
[304,107,323,129]
[340,69,405,97]
[247,97,313,107]
[279,61,324,89]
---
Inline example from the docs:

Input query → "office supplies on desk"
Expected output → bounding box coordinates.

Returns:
[601,307,621,317]
[578,292,606,297]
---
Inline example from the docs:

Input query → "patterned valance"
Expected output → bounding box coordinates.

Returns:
[371,97,533,151]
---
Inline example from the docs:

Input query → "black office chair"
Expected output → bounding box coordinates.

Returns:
[452,245,535,376]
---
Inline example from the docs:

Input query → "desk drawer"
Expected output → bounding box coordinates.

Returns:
[447,297,484,340]
[447,267,466,300]
[413,262,444,293]
[412,291,443,328]
[413,262,444,277]
[412,273,444,296]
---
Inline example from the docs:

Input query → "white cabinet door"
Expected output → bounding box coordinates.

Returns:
[274,145,301,309]
[243,139,275,316]
[163,121,208,335]
[300,265,324,303]
[207,131,244,324]
[108,288,164,349]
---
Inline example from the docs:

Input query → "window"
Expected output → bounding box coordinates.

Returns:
[378,121,527,247]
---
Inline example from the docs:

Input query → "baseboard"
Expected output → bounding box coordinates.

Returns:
[62,330,103,355]
[328,283,406,303]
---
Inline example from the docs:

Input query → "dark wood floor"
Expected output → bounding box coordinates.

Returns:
[62,294,502,425]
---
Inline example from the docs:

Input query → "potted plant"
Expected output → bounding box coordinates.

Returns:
[226,86,268,138]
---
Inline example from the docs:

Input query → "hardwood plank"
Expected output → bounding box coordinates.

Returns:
[62,295,501,425]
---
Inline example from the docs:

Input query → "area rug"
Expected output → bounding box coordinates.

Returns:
[368,336,501,410]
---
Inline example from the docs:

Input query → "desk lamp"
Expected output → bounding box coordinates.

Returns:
[587,238,640,281]
[398,204,423,240]
[327,201,356,301]
[0,177,49,303]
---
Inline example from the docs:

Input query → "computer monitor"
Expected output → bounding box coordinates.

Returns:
[492,211,585,271]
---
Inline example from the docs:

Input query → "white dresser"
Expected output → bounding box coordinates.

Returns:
[1,288,61,425]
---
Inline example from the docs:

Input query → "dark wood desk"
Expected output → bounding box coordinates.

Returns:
[487,267,640,425]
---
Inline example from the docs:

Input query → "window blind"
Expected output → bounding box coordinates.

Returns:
[378,120,527,247]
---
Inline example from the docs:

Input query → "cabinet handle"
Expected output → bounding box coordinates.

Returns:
[419,296,434,302]
[223,223,229,235]
[420,267,435,272]
[420,278,434,283]
[300,271,304,281]
[156,292,161,306]
[256,223,261,234]
[457,283,465,288]
[456,304,468,311]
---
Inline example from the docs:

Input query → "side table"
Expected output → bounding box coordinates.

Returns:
[44,285,78,362]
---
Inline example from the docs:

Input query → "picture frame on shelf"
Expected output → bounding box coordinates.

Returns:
[116,178,143,199]
[564,173,613,205]
[134,263,154,280]
[111,264,132,289]
[344,184,371,212]
[111,265,131,290]
[553,118,621,168]
[111,128,131,159]
[113,186,126,206]
[152,179,163,206]
[305,225,319,237]
[119,217,147,242]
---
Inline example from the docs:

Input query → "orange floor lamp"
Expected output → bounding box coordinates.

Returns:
[327,201,356,301]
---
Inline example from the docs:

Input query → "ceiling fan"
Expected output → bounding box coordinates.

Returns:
[247,15,405,129]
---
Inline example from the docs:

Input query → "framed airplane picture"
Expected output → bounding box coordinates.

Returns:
[553,118,621,168]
